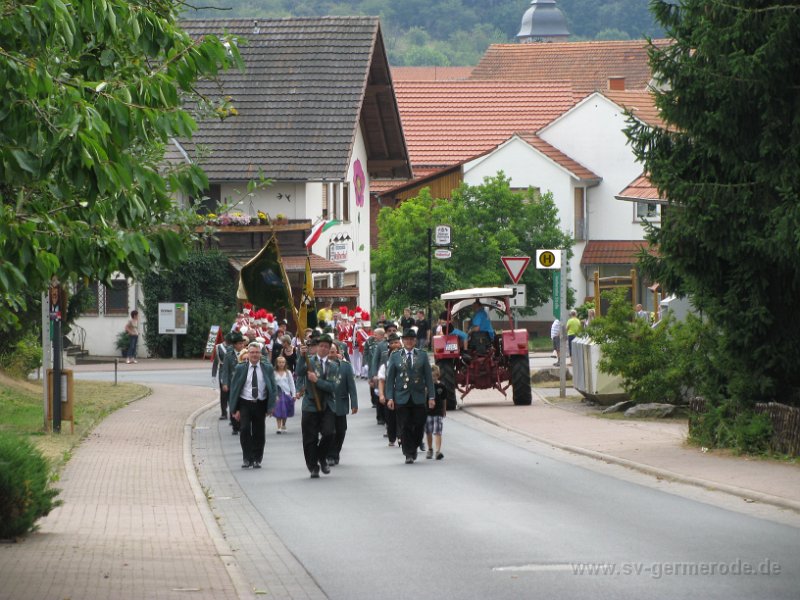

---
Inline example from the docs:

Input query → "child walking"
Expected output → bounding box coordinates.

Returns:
[426,365,447,460]
[273,355,296,433]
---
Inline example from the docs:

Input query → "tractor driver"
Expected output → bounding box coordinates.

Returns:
[469,300,495,340]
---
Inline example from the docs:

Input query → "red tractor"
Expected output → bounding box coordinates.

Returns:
[432,288,532,408]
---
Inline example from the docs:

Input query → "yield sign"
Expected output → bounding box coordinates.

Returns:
[501,256,531,284]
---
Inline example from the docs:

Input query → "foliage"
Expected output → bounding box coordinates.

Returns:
[188,0,663,65]
[0,0,243,333]
[0,333,43,379]
[628,1,800,408]
[587,289,705,404]
[372,174,573,315]
[0,432,61,539]
[142,250,238,357]
[689,403,773,455]
[115,331,131,356]
[575,301,596,321]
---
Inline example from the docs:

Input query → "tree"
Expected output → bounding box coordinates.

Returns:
[628,1,800,407]
[0,0,242,332]
[372,174,573,314]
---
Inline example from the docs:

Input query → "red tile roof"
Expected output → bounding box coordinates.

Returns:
[616,173,665,203]
[391,66,473,81]
[470,39,672,93]
[517,133,601,182]
[581,240,656,265]
[602,90,666,129]
[394,80,577,169]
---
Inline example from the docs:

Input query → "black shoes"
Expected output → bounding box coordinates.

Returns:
[253,461,262,469]
[319,461,331,475]
[310,467,320,478]
[405,456,414,464]
[219,414,227,420]
[241,461,252,469]
[436,452,444,460]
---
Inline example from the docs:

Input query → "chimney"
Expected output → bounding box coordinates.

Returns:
[608,76,626,91]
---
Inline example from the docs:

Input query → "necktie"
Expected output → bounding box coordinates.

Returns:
[322,359,327,379]
[406,351,412,370]
[251,365,258,400]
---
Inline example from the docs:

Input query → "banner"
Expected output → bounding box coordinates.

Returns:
[237,234,296,321]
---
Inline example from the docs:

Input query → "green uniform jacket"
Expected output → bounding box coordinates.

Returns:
[333,359,358,416]
[296,353,339,412]
[228,358,277,415]
[369,339,389,378]
[385,347,435,406]
[221,345,239,387]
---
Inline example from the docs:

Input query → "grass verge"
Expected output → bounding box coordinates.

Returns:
[0,371,149,470]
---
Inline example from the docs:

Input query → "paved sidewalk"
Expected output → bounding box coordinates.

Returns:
[460,354,800,514]
[0,384,241,600]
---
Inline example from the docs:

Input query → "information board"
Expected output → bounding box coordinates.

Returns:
[158,302,188,334]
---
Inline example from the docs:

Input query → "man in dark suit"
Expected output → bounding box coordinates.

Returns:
[327,343,358,466]
[385,328,435,464]
[229,342,277,469]
[296,334,339,478]
[221,331,246,435]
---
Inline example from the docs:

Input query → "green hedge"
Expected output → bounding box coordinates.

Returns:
[142,250,238,358]
[0,433,61,539]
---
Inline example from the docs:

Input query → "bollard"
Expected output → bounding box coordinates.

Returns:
[114,358,118,386]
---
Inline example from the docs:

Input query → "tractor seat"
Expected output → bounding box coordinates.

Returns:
[468,331,493,356]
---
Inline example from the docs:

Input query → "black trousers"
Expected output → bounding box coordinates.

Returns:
[238,398,267,463]
[385,402,397,443]
[301,408,335,472]
[218,383,229,416]
[396,402,427,458]
[329,414,348,461]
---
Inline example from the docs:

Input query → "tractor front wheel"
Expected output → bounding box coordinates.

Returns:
[510,355,532,406]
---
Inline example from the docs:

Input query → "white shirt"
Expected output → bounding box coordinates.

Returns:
[274,371,295,397]
[242,362,266,401]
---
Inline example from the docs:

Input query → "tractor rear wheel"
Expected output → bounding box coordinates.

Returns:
[510,355,532,406]
[438,359,458,410]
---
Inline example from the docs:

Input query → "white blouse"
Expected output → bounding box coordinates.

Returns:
[274,371,296,397]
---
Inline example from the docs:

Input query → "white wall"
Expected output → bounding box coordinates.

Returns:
[539,94,651,242]
[217,181,308,220]
[74,280,146,358]
[463,137,589,305]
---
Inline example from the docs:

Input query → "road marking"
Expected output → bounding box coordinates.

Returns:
[493,564,575,572]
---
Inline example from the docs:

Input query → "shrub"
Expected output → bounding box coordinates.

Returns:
[115,331,130,356]
[0,433,61,539]
[690,401,773,454]
[586,289,705,404]
[0,332,43,379]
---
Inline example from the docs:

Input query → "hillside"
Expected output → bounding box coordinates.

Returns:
[185,0,663,66]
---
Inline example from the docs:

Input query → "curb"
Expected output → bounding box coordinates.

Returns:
[183,401,256,600]
[461,399,800,516]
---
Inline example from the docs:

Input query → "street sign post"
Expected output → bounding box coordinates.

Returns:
[434,248,452,259]
[501,256,531,283]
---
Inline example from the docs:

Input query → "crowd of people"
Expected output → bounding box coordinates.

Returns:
[210,302,447,478]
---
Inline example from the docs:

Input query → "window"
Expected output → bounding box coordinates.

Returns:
[574,188,586,241]
[342,183,350,222]
[104,279,129,315]
[636,202,659,220]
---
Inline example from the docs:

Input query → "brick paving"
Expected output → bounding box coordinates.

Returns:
[0,384,239,600]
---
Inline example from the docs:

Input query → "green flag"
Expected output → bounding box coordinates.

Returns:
[237,234,295,315]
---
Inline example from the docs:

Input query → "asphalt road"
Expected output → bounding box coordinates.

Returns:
[79,368,800,600]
